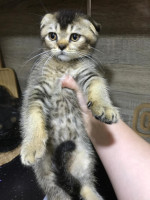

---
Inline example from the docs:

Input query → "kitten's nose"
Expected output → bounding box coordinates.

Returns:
[59,44,66,51]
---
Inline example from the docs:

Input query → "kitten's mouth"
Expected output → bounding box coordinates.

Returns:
[60,51,64,55]
[57,51,71,61]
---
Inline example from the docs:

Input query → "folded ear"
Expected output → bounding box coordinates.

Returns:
[94,22,101,33]
[91,20,101,33]
[40,13,54,29]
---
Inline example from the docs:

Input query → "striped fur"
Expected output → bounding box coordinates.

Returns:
[20,10,119,200]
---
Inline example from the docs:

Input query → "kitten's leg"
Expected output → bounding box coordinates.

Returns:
[70,144,104,200]
[87,78,120,124]
[81,186,104,200]
[35,162,71,200]
[47,191,71,200]
[42,177,72,200]
[21,106,48,166]
[20,80,52,166]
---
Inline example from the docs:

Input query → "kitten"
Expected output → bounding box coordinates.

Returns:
[20,10,119,200]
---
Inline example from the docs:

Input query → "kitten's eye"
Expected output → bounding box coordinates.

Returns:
[70,33,80,42]
[48,32,57,41]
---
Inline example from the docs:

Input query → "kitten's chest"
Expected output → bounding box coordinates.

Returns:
[43,59,81,81]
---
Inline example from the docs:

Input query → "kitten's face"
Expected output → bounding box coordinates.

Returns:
[41,11,100,61]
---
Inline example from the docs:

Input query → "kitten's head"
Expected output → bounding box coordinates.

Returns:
[41,10,100,61]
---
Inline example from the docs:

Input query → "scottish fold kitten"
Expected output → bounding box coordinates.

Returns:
[20,10,119,200]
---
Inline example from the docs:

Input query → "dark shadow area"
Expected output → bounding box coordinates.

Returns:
[95,151,117,200]
[0,156,44,200]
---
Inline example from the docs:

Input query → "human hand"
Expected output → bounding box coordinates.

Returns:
[61,75,113,146]
[61,75,93,132]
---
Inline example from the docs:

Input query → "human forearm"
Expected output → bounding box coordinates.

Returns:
[91,119,150,200]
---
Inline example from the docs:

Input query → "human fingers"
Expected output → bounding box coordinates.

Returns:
[61,75,89,114]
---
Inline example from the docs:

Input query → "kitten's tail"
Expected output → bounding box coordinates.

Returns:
[53,140,82,200]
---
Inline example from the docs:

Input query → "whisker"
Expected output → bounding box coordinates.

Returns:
[76,51,104,72]
[44,54,54,66]
[31,54,50,71]
[26,48,47,60]
[65,50,98,65]
[25,50,51,64]
[42,54,54,76]
[63,49,103,68]
[18,50,49,74]
[90,46,104,54]
[77,52,99,64]
[21,50,51,70]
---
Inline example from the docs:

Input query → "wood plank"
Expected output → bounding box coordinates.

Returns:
[0,68,19,98]
[110,91,150,142]
[96,37,150,66]
[104,64,150,95]
[0,0,150,36]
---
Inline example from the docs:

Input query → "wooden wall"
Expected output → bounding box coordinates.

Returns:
[1,0,150,36]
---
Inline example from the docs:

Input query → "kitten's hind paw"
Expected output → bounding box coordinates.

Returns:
[20,142,46,166]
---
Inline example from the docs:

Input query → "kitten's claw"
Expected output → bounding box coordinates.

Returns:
[89,101,120,124]
[95,107,119,124]
[95,112,104,121]
[87,101,93,109]
[21,142,46,166]
[95,113,118,124]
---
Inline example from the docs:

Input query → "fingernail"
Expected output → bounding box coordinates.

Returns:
[60,74,72,82]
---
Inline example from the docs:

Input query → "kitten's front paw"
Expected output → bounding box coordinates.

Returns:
[88,101,120,124]
[21,142,46,166]
[95,106,120,124]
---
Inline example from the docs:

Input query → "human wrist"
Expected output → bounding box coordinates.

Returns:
[87,118,116,147]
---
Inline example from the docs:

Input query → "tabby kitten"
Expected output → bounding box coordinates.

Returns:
[20,10,119,200]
